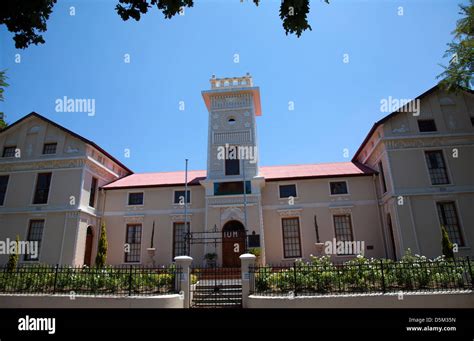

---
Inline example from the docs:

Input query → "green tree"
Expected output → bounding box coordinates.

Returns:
[95,222,108,267]
[1,0,329,49]
[441,225,454,259]
[438,1,473,91]
[116,0,328,38]
[6,235,20,272]
[0,0,57,49]
[0,70,8,130]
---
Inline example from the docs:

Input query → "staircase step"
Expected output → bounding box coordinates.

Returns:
[193,294,242,299]
[195,285,242,290]
[193,302,242,308]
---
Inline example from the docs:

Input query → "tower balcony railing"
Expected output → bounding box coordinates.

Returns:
[210,73,253,89]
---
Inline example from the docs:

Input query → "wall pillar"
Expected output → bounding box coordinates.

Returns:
[239,253,256,308]
[174,256,193,308]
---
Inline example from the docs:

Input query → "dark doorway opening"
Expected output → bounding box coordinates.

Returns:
[84,226,93,266]
[222,220,246,267]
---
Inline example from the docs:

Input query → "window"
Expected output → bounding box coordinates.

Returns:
[174,190,190,204]
[124,224,142,262]
[42,143,57,155]
[33,173,52,204]
[378,161,387,193]
[24,220,44,261]
[0,175,8,206]
[425,151,449,185]
[334,214,354,254]
[173,222,189,259]
[228,117,236,125]
[128,192,144,205]
[436,202,464,246]
[330,181,348,195]
[2,146,16,158]
[279,184,297,198]
[89,177,98,208]
[471,117,474,126]
[214,181,251,196]
[225,158,240,175]
[282,217,302,258]
[417,119,437,132]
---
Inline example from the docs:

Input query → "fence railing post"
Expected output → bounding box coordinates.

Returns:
[128,265,133,296]
[380,259,386,293]
[174,256,193,308]
[240,253,256,308]
[53,264,59,294]
[466,257,473,289]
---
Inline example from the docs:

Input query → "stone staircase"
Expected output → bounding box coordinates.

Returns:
[191,280,242,308]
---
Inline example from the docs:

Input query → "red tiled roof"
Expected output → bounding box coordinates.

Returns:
[260,162,376,181]
[103,162,376,189]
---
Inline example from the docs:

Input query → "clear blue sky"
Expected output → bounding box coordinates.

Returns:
[0,0,465,173]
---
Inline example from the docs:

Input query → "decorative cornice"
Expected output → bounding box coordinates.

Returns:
[85,158,117,180]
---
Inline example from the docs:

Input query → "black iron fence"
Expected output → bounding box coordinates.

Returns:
[249,258,474,296]
[0,264,181,296]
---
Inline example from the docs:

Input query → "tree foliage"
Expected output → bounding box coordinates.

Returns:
[6,236,20,272]
[95,223,108,268]
[0,70,8,130]
[441,225,454,259]
[0,0,329,49]
[438,1,473,92]
[0,0,57,49]
[280,0,327,37]
[115,0,327,37]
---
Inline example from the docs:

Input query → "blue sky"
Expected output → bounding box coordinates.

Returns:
[0,0,464,173]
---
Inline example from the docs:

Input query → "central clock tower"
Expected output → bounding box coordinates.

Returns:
[200,74,265,265]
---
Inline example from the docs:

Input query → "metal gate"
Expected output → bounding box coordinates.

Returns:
[190,266,242,308]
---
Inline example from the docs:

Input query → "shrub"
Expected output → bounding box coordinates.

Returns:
[6,235,20,272]
[252,250,470,295]
[441,225,454,259]
[95,222,108,268]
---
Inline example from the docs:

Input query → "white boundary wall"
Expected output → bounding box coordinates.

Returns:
[0,294,184,308]
[247,291,474,308]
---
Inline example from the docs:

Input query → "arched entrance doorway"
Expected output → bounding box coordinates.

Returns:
[222,220,246,267]
[83,226,94,266]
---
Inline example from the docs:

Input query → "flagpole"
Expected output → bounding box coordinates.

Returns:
[184,158,189,256]
[242,158,248,252]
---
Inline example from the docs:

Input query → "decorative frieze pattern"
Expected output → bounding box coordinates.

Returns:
[213,130,251,144]
[170,214,192,222]
[208,195,259,206]
[211,94,251,110]
[0,158,84,172]
[124,215,145,223]
[277,208,302,217]
[329,206,352,215]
